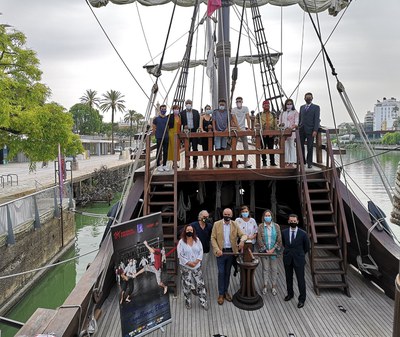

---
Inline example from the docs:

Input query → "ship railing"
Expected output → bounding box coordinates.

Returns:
[176,128,293,170]
[0,183,72,245]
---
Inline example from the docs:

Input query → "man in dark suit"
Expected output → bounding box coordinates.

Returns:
[282,214,310,308]
[299,92,320,169]
[180,99,200,168]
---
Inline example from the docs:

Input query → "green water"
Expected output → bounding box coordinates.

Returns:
[0,201,111,337]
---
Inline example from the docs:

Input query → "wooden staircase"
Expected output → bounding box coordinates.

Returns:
[306,172,350,296]
[297,129,351,297]
[143,136,179,296]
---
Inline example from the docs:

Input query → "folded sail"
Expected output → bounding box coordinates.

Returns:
[89,0,350,16]
[143,53,281,75]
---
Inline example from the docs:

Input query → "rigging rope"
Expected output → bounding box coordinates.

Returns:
[0,248,99,280]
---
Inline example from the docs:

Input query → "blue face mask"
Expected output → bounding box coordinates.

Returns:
[241,212,249,218]
[264,216,272,223]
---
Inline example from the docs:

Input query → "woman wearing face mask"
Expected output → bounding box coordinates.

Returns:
[235,205,258,250]
[200,104,213,168]
[279,99,299,167]
[257,209,282,296]
[167,104,182,168]
[177,224,209,310]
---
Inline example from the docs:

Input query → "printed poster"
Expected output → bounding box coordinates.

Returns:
[111,212,171,337]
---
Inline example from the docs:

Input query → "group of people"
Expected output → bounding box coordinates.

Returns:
[176,207,310,311]
[152,93,320,170]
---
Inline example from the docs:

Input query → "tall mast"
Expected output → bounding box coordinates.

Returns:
[217,0,230,103]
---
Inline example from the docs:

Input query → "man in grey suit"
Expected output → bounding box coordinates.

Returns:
[299,92,320,168]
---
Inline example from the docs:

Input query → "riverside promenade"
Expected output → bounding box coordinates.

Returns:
[0,154,132,203]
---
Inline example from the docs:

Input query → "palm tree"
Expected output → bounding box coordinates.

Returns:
[100,90,126,154]
[80,89,100,109]
[124,110,145,147]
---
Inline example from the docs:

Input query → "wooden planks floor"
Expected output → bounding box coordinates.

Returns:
[96,255,394,337]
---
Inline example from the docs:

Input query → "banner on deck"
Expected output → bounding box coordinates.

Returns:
[111,212,171,337]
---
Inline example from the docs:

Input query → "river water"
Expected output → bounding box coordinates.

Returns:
[0,202,109,337]
[1,148,399,337]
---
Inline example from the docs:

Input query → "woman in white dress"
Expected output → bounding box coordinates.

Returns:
[279,99,299,167]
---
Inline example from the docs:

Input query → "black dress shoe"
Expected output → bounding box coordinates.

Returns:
[307,164,312,168]
[284,295,293,301]
[297,302,304,308]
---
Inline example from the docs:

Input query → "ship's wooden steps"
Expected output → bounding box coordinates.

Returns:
[96,252,394,337]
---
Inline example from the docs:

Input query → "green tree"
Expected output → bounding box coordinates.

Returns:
[382,132,400,145]
[100,90,126,154]
[0,25,83,168]
[80,89,100,109]
[69,103,103,135]
[124,109,144,147]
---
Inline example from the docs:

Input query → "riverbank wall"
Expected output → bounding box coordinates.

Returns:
[0,207,75,314]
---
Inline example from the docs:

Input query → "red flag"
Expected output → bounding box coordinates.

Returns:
[207,0,221,17]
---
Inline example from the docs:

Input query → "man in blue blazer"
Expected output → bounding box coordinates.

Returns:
[299,92,320,168]
[282,214,310,308]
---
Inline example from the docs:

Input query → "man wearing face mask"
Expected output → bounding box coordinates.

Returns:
[180,99,200,168]
[256,100,277,167]
[231,97,252,168]
[152,104,170,172]
[190,210,213,269]
[281,214,310,308]
[212,99,238,168]
[299,92,320,169]
[211,208,247,305]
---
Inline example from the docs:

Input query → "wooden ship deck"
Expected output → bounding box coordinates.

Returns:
[97,253,394,337]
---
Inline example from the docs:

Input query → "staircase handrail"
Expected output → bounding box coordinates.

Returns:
[325,130,350,243]
[295,129,317,243]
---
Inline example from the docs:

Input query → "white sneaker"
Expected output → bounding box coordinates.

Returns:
[272,288,277,296]
[244,163,252,168]
[157,166,164,172]
[163,165,170,171]
[262,287,267,295]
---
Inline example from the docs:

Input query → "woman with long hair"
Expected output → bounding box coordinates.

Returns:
[177,224,208,310]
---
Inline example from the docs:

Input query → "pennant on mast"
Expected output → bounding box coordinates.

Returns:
[207,0,221,17]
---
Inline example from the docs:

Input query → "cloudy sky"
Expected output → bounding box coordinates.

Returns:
[2,0,399,127]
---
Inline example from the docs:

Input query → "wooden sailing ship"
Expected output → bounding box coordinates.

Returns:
[14,1,400,336]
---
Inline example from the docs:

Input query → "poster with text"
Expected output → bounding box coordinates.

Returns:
[111,212,171,337]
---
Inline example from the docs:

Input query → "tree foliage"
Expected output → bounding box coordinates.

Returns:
[80,89,100,109]
[69,103,103,135]
[100,90,126,153]
[382,132,400,145]
[0,25,84,166]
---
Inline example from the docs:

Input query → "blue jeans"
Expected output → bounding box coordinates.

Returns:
[216,254,233,295]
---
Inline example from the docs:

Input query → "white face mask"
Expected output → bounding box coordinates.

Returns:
[219,105,225,110]
[173,109,179,115]
[236,103,242,108]
[205,109,212,115]
[186,104,192,110]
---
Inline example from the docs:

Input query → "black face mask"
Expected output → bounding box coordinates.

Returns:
[288,222,297,228]
[186,232,193,237]
[223,216,231,222]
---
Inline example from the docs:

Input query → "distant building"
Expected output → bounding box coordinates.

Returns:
[364,111,374,132]
[373,97,400,131]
